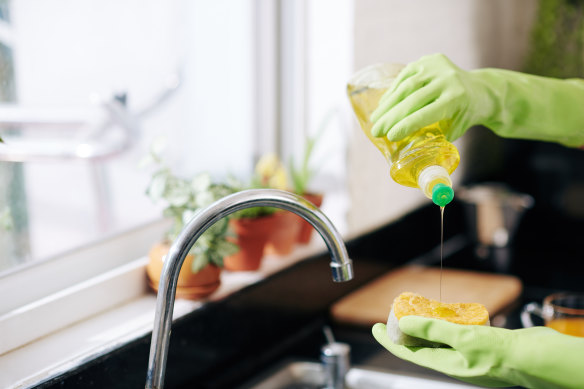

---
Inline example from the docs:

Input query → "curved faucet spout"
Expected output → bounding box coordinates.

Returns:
[145,189,353,389]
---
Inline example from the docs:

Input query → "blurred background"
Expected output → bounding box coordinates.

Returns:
[0,0,582,277]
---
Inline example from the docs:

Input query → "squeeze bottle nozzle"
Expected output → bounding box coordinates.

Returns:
[418,165,454,207]
[432,184,454,207]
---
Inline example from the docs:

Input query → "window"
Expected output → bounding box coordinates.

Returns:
[0,0,258,271]
[0,0,261,354]
[0,0,353,358]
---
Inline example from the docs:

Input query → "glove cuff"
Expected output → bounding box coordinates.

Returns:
[470,68,584,147]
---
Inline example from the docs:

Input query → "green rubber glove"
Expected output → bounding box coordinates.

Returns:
[372,317,584,389]
[370,53,584,148]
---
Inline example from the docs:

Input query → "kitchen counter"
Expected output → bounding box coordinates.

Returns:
[33,199,583,388]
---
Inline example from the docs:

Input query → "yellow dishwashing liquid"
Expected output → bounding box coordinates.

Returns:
[347,63,460,207]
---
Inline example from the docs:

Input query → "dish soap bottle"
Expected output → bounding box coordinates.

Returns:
[347,63,459,207]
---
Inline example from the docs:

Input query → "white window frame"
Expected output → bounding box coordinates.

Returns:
[0,219,170,356]
[0,1,355,387]
[0,0,278,354]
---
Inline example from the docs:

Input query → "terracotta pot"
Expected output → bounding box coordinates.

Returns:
[146,242,221,299]
[224,214,278,271]
[264,209,302,256]
[296,193,324,244]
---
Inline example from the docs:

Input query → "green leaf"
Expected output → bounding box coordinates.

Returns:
[289,155,307,194]
[166,179,191,207]
[144,149,242,270]
[288,107,338,194]
[194,233,211,252]
[146,170,169,201]
[191,173,212,193]
[216,239,239,257]
[191,253,209,273]
[207,217,228,235]
[195,191,214,208]
[182,209,198,225]
[288,133,318,195]
[165,219,183,242]
[232,206,276,219]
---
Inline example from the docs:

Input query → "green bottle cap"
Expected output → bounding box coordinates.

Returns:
[432,183,454,207]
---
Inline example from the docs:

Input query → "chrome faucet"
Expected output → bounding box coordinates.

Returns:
[145,189,354,389]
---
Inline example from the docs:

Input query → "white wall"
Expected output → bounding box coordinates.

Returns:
[347,0,537,236]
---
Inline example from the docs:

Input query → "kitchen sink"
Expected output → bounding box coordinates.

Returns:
[243,361,323,389]
[242,360,479,389]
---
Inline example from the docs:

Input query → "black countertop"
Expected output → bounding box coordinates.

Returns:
[34,198,584,389]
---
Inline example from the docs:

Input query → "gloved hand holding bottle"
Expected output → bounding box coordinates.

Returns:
[370,53,584,148]
[372,317,584,389]
[348,63,459,207]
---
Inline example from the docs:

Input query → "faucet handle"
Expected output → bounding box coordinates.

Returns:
[321,341,351,389]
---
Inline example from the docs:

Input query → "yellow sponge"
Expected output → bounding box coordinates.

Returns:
[387,292,490,346]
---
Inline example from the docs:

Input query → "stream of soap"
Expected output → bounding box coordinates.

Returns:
[440,206,445,303]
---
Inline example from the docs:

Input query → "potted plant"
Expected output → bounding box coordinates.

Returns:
[223,204,278,271]
[144,148,239,299]
[252,153,302,256]
[222,155,292,270]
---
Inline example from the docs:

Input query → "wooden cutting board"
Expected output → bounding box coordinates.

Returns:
[331,265,522,327]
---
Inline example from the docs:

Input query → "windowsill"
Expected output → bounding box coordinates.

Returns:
[0,240,329,389]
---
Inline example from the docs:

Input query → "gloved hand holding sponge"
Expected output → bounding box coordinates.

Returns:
[374,292,584,388]
[373,317,584,389]
[370,53,584,148]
